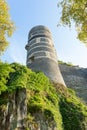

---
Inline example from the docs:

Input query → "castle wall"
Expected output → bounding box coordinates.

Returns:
[25,25,87,103]
[59,64,87,103]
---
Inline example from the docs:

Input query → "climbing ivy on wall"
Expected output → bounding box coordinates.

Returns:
[0,62,87,130]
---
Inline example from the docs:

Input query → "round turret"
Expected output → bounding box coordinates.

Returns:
[25,25,66,86]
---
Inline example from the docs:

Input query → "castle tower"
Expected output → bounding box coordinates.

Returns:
[25,25,66,86]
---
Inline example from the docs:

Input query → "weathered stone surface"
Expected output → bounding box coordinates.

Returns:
[0,89,57,130]
[25,25,66,87]
[27,112,57,130]
[59,64,87,103]
[0,89,27,130]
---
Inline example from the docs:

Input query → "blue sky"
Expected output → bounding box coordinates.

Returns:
[1,0,87,68]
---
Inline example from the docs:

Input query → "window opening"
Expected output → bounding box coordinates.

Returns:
[29,56,35,63]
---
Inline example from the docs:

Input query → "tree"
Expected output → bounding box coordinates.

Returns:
[0,0,15,54]
[58,0,87,44]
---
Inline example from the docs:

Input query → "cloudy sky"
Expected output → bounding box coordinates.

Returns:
[1,0,87,68]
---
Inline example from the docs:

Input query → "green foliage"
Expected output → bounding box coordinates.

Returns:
[0,0,15,54]
[58,0,87,44]
[27,71,63,129]
[0,62,87,130]
[7,63,32,91]
[0,62,14,94]
[59,88,87,130]
[58,60,75,66]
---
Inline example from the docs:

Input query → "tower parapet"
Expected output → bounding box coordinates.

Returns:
[25,25,66,86]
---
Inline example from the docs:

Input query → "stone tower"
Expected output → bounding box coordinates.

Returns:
[25,25,66,86]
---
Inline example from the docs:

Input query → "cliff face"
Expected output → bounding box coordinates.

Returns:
[0,62,87,130]
[59,64,87,103]
[0,89,27,130]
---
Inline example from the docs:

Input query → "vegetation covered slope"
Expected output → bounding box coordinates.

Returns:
[0,62,87,130]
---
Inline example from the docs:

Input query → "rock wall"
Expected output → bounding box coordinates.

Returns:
[0,89,57,130]
[27,112,57,130]
[59,64,87,103]
[0,63,87,130]
[0,89,27,130]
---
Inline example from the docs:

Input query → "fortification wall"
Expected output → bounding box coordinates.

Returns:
[25,25,87,103]
[59,64,87,103]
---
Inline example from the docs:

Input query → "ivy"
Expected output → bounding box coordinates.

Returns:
[0,62,87,130]
[0,62,14,94]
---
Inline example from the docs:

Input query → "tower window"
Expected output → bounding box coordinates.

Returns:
[29,56,35,63]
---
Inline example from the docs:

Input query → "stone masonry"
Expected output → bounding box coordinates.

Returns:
[59,63,87,103]
[25,25,66,87]
[25,25,87,103]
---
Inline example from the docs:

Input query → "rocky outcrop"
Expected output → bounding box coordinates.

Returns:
[0,62,87,130]
[0,89,27,130]
[27,112,57,130]
[59,64,87,103]
[0,90,58,130]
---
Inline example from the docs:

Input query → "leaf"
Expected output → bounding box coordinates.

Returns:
[0,0,15,54]
[58,0,87,44]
